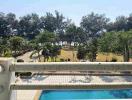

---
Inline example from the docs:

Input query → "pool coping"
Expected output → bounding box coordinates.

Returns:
[34,90,42,100]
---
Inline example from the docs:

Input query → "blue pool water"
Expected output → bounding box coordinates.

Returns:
[39,89,132,100]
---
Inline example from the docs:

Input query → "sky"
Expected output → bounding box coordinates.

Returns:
[0,0,132,26]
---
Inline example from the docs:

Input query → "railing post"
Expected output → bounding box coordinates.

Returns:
[0,58,14,100]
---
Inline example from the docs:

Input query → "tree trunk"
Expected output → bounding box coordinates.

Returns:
[44,57,46,62]
[91,51,96,62]
[123,44,129,62]
[55,57,57,62]
[72,43,75,62]
[47,57,49,62]
[38,52,41,62]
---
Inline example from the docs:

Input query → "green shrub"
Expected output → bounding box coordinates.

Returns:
[4,49,12,57]
[60,58,65,62]
[111,57,117,62]
[15,72,32,77]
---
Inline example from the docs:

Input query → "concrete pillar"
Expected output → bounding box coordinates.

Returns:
[0,58,14,100]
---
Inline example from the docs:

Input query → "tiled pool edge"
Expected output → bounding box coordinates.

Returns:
[34,90,42,100]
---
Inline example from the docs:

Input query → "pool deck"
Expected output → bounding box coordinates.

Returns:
[16,75,132,100]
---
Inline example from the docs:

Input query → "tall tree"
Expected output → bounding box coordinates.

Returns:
[81,12,109,38]
[40,13,56,32]
[127,14,132,30]
[114,16,128,31]
[106,22,115,32]
[99,31,132,62]
[118,31,132,61]
[18,13,41,39]
[40,11,69,42]
[80,12,109,61]
[6,13,18,35]
[0,12,10,37]
[65,24,85,45]
[54,11,69,42]
[65,23,77,45]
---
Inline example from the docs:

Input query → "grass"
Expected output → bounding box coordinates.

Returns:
[39,49,130,62]
[39,49,78,62]
[40,56,60,62]
[58,49,78,62]
[59,50,125,62]
[96,53,123,62]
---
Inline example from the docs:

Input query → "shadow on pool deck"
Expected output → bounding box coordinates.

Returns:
[100,76,132,83]
[69,76,93,83]
[122,76,132,82]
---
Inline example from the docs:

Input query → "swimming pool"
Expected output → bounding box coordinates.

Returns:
[39,89,132,100]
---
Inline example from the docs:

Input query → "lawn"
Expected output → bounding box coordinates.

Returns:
[39,49,78,62]
[58,49,78,62]
[96,53,124,62]
[39,49,130,62]
[59,49,125,62]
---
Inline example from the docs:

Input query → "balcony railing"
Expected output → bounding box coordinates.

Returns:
[0,58,132,100]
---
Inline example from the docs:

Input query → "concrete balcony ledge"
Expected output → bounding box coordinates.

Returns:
[10,82,132,90]
[10,62,132,72]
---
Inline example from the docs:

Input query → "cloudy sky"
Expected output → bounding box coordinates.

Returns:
[0,0,132,25]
